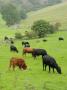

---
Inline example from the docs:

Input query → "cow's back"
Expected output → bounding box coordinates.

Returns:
[23,48,34,52]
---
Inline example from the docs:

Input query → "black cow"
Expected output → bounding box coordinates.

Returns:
[9,38,14,44]
[42,55,61,74]
[43,39,47,42]
[10,40,14,44]
[4,36,9,41]
[10,45,18,53]
[22,41,29,45]
[59,37,64,41]
[22,41,30,47]
[32,49,47,58]
[24,44,30,47]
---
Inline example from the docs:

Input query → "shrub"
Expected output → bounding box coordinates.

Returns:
[25,31,38,39]
[15,33,23,39]
[31,20,60,38]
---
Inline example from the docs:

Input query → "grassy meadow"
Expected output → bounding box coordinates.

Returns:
[0,31,67,90]
[0,2,67,90]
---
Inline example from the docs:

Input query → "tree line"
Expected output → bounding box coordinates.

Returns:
[0,0,62,26]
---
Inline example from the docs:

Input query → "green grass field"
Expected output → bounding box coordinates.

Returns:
[0,31,67,90]
[0,2,67,90]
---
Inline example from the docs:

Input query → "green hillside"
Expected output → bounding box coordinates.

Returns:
[0,2,67,39]
[22,2,67,31]
[0,2,67,90]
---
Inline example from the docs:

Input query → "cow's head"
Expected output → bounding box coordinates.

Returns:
[22,63,27,70]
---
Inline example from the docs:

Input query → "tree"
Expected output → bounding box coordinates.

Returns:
[31,20,51,38]
[20,9,27,19]
[31,20,58,38]
[1,4,21,26]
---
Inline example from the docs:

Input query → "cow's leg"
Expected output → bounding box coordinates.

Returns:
[19,66,22,70]
[23,51,26,56]
[34,56,36,59]
[23,51,24,55]
[53,68,54,73]
[9,63,11,70]
[49,66,50,72]
[33,55,36,59]
[9,60,12,70]
[43,63,44,71]
[45,65,47,71]
[13,64,15,71]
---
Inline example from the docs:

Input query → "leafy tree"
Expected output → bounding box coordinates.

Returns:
[1,4,21,26]
[31,20,58,38]
[31,20,50,38]
[20,9,27,19]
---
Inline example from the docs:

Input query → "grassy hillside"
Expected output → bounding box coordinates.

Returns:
[22,2,67,31]
[0,3,67,90]
[0,31,67,90]
[0,2,67,39]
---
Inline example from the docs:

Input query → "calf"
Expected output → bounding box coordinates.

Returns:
[22,41,29,45]
[42,55,61,74]
[10,40,14,44]
[4,36,9,41]
[24,44,30,47]
[59,37,64,41]
[10,45,18,53]
[32,49,47,58]
[22,41,30,47]
[9,57,27,70]
[43,39,47,42]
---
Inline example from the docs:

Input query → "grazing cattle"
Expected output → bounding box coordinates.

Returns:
[24,44,30,47]
[22,41,29,45]
[43,39,47,42]
[10,40,14,44]
[4,36,14,45]
[9,57,27,70]
[32,49,47,58]
[4,36,9,41]
[23,47,34,55]
[59,37,64,41]
[42,55,61,74]
[10,45,18,53]
[22,41,30,47]
[9,38,14,44]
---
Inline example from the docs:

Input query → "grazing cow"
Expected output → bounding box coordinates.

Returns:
[59,37,64,41]
[10,40,14,44]
[22,41,29,45]
[22,41,30,47]
[43,39,47,42]
[4,36,9,41]
[24,44,30,47]
[9,38,14,44]
[32,49,47,58]
[10,45,18,53]
[9,57,27,70]
[42,55,61,74]
[23,47,34,55]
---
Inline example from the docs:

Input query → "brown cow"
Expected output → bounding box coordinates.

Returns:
[23,47,34,55]
[9,57,27,70]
